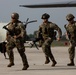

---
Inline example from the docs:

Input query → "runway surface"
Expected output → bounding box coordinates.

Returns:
[0,47,76,75]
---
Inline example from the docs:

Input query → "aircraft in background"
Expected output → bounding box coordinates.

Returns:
[0,23,7,42]
[19,0,76,46]
[19,1,76,8]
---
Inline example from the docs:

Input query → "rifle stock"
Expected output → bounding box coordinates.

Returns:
[30,41,39,50]
[3,18,38,50]
[3,26,14,36]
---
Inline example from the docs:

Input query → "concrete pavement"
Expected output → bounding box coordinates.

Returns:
[0,47,76,75]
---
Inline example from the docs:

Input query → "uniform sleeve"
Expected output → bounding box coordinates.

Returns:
[37,25,42,38]
[19,23,26,37]
[53,23,62,38]
[39,25,42,32]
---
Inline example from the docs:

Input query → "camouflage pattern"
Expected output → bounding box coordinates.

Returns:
[65,21,76,60]
[6,21,28,66]
[38,21,62,62]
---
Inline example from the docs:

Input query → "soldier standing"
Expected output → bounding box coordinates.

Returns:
[6,12,29,70]
[65,14,76,66]
[38,13,62,66]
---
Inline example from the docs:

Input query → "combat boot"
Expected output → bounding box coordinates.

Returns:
[50,56,57,67]
[45,57,50,64]
[22,64,29,70]
[7,62,15,67]
[67,59,75,66]
[51,60,57,67]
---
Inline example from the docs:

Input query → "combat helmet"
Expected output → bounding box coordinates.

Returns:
[66,14,75,21]
[11,12,19,19]
[41,13,50,19]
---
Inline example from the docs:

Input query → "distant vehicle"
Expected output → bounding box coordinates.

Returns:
[19,1,76,8]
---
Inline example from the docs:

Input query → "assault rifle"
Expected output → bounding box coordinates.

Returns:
[3,18,38,50]
[30,40,39,50]
[31,32,43,48]
[3,26,15,36]
[3,18,37,36]
[31,31,57,48]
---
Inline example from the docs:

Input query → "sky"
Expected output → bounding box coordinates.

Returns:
[0,0,76,35]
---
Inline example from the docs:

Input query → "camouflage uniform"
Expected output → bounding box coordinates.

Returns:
[65,14,76,66]
[6,12,29,70]
[38,13,62,66]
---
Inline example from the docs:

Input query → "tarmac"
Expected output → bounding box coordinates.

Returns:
[0,47,76,75]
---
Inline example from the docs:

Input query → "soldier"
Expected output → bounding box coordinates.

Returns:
[65,14,76,66]
[38,13,62,66]
[6,12,29,70]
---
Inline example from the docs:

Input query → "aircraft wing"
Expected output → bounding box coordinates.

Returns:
[19,1,76,8]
